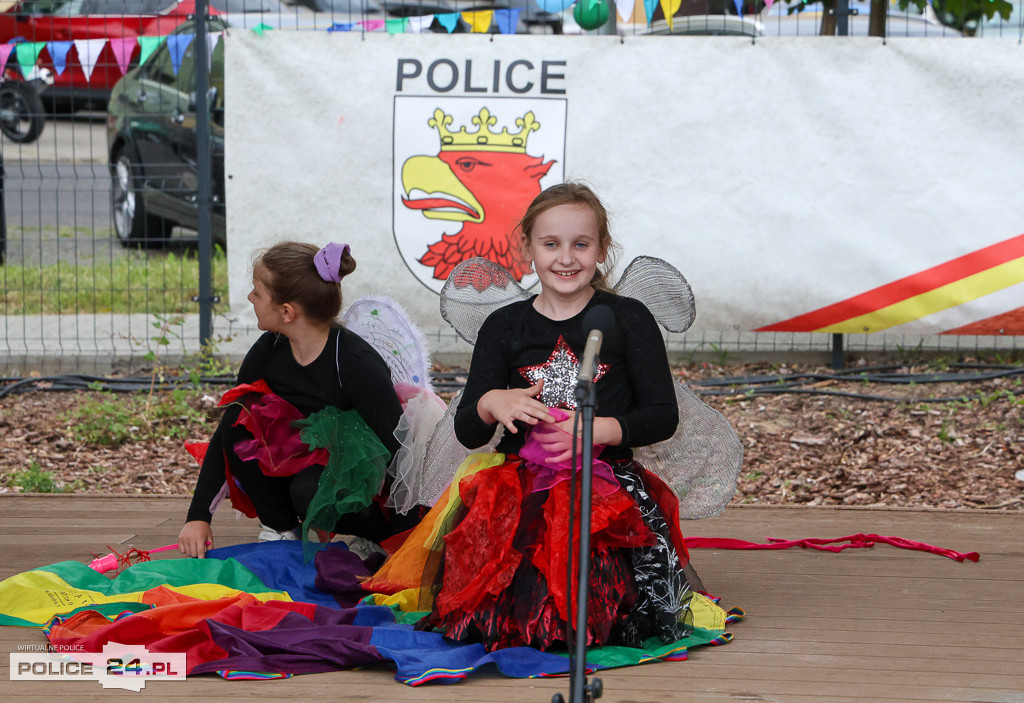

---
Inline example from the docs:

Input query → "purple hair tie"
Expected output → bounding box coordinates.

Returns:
[314,243,350,283]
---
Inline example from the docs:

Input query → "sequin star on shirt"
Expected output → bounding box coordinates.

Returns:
[519,335,610,409]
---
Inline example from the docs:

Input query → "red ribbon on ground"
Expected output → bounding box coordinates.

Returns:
[685,534,980,562]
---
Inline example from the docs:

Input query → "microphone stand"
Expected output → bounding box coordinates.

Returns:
[552,372,603,703]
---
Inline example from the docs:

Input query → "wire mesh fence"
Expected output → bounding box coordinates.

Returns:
[1,0,1022,374]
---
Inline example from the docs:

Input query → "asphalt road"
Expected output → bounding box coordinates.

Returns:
[2,114,198,266]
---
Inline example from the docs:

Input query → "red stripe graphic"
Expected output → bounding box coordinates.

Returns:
[941,306,1024,336]
[756,233,1024,333]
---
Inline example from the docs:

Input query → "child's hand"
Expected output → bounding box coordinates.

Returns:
[478,380,555,433]
[179,521,214,559]
[532,416,583,465]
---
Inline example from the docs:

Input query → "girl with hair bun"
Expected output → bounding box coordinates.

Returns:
[178,241,409,558]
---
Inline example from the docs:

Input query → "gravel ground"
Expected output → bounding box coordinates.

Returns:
[1,359,1022,511]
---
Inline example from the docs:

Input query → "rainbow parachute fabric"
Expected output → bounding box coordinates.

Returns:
[0,541,741,684]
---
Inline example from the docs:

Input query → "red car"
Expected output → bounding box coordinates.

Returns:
[0,0,209,109]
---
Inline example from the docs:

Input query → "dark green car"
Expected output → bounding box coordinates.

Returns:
[106,19,226,249]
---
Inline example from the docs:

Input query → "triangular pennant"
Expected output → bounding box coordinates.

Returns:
[15,42,45,79]
[733,0,743,16]
[494,7,521,33]
[462,9,494,32]
[764,0,774,8]
[73,39,108,80]
[327,22,356,32]
[165,33,194,76]
[534,0,574,11]
[660,0,682,30]
[360,19,386,31]
[46,41,73,75]
[0,44,14,74]
[385,17,408,34]
[616,0,637,21]
[406,14,435,33]
[251,22,274,36]
[644,0,658,23]
[108,37,136,76]
[138,35,165,65]
[436,12,460,33]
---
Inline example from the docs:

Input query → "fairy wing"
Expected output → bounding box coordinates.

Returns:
[342,294,434,392]
[440,257,533,345]
[614,255,696,333]
[613,257,743,519]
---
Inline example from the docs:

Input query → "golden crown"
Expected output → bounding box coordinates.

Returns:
[429,107,539,153]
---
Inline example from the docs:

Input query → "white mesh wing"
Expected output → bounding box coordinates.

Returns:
[440,257,532,345]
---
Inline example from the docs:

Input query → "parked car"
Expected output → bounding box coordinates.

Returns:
[106,18,226,247]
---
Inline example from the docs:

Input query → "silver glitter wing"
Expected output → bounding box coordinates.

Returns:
[440,257,532,345]
[612,259,743,519]
[413,258,528,509]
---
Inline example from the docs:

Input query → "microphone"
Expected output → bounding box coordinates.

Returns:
[577,304,616,387]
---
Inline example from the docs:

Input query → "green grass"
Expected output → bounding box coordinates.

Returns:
[0,250,229,315]
[7,462,81,493]
[65,388,206,446]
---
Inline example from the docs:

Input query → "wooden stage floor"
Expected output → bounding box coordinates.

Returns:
[0,495,1021,703]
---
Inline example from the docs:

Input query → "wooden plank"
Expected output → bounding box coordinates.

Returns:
[0,498,1021,703]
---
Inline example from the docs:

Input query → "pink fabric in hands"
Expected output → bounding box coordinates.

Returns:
[518,407,619,496]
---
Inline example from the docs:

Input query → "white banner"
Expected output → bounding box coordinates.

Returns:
[226,35,1024,346]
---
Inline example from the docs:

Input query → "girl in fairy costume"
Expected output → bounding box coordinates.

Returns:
[178,242,409,558]
[370,183,703,651]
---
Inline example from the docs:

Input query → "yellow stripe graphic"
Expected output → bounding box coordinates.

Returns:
[817,257,1024,333]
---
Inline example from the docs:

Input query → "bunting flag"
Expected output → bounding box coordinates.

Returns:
[361,19,386,31]
[659,0,682,30]
[73,38,107,80]
[14,41,45,78]
[0,43,13,73]
[45,40,73,75]
[644,0,658,23]
[733,0,744,17]
[535,0,575,10]
[495,8,521,34]
[406,15,436,33]
[756,233,1024,335]
[251,22,274,36]
[617,0,638,22]
[462,9,494,32]
[386,17,408,34]
[0,541,740,685]
[764,0,775,9]
[436,12,461,33]
[327,22,357,32]
[137,35,166,65]
[166,33,194,77]
[108,38,137,76]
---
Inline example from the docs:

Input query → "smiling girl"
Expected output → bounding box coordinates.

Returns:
[371,182,697,652]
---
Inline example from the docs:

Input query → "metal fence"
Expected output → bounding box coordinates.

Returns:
[1,0,1022,375]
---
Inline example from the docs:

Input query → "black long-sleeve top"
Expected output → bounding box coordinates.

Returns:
[186,327,403,522]
[454,289,678,463]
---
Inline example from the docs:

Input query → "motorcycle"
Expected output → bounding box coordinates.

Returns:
[0,64,53,144]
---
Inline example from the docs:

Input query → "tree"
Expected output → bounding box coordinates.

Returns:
[779,0,1013,37]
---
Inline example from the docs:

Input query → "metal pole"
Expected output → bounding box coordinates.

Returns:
[832,332,844,370]
[193,0,213,347]
[836,0,850,35]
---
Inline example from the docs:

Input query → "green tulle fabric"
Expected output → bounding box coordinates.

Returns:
[295,407,391,558]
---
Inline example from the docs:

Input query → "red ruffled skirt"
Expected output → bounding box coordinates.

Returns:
[367,452,698,652]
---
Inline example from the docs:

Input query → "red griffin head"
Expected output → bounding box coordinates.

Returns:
[401,107,555,282]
